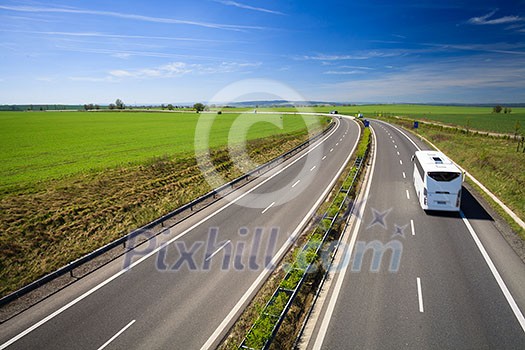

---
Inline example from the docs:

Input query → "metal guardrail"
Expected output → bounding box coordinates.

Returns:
[239,138,370,349]
[0,121,336,307]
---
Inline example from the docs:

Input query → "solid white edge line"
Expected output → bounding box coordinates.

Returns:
[261,201,275,214]
[97,319,136,350]
[0,117,344,350]
[292,180,301,188]
[460,211,525,332]
[417,278,424,313]
[201,118,361,350]
[410,219,415,236]
[377,120,525,332]
[205,240,231,262]
[312,124,378,350]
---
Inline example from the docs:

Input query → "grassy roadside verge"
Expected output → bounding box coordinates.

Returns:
[229,105,525,135]
[0,119,330,298]
[218,123,370,349]
[378,116,525,241]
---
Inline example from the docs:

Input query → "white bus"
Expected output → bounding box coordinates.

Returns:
[411,151,463,211]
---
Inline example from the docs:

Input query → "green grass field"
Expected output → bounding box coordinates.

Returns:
[0,110,328,297]
[0,111,323,192]
[233,104,525,134]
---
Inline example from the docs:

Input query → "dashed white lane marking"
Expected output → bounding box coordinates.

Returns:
[261,201,275,214]
[292,179,301,188]
[310,166,316,171]
[97,320,136,350]
[417,278,424,313]
[205,240,231,261]
[411,219,415,236]
[406,189,410,199]
[399,159,403,165]
[330,148,334,152]
[403,172,406,179]
[322,156,327,160]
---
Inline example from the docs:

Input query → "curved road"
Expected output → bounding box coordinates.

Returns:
[304,120,525,349]
[0,116,361,349]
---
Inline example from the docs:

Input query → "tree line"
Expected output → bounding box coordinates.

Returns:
[493,105,512,114]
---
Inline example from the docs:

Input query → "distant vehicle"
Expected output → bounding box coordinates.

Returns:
[411,151,463,211]
[329,110,338,114]
[357,113,364,118]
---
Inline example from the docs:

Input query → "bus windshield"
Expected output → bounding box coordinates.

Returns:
[427,172,461,182]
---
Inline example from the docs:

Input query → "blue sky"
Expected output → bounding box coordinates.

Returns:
[1,0,524,104]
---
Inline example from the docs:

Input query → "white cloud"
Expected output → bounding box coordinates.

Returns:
[423,42,525,55]
[108,70,134,78]
[299,54,372,61]
[317,58,525,103]
[100,61,261,80]
[0,5,266,31]
[468,10,523,25]
[1,30,235,43]
[298,51,407,61]
[324,70,361,75]
[214,1,284,15]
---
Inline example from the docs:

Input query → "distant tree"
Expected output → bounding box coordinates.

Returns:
[493,105,503,113]
[167,104,174,110]
[194,103,205,113]
[109,103,116,110]
[115,99,125,109]
[94,104,100,110]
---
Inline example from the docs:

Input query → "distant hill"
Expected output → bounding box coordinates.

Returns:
[213,100,344,108]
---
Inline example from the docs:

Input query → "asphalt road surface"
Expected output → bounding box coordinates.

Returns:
[0,116,361,350]
[305,120,525,349]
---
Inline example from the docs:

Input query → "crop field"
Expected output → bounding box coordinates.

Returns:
[235,104,525,134]
[0,110,329,296]
[0,111,324,192]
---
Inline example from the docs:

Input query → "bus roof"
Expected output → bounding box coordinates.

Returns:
[414,151,461,173]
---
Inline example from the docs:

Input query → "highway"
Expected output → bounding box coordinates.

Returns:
[0,116,361,349]
[304,120,525,349]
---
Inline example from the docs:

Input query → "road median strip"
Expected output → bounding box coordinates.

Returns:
[220,124,371,350]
